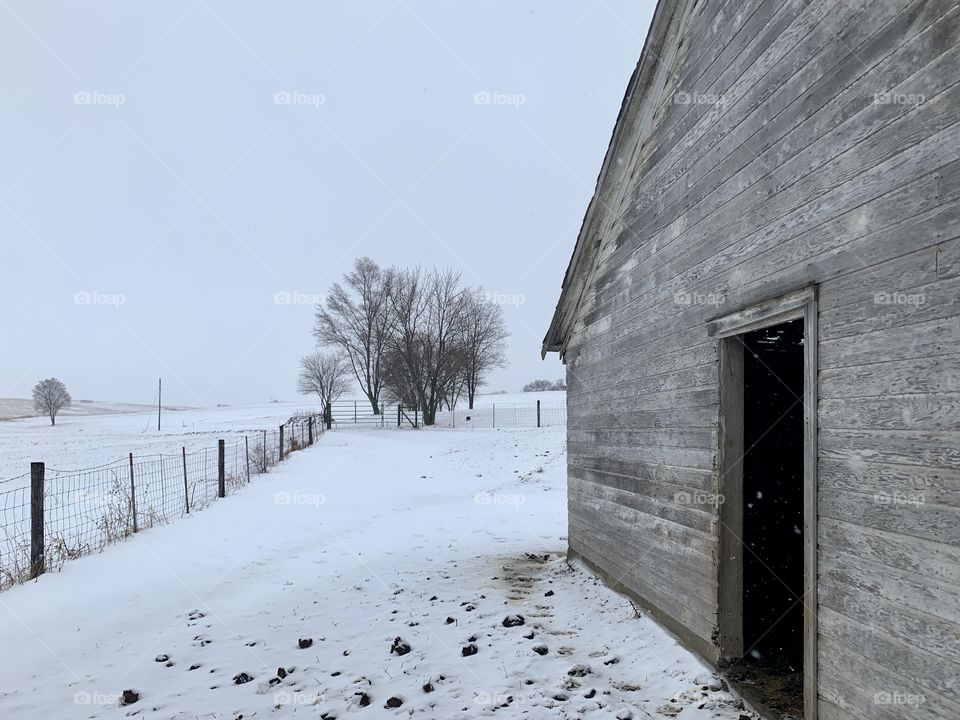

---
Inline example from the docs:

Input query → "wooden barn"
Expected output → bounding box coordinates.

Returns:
[542,1,959,719]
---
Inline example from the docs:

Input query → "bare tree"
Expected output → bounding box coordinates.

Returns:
[460,291,509,409]
[297,350,352,416]
[313,257,392,414]
[385,267,469,426]
[32,378,71,426]
[523,379,555,392]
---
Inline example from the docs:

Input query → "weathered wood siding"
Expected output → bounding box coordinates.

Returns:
[561,0,960,717]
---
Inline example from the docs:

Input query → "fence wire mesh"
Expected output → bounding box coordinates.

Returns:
[328,400,567,429]
[434,402,566,429]
[0,415,322,592]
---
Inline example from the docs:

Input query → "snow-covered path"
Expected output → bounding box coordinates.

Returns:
[0,428,753,719]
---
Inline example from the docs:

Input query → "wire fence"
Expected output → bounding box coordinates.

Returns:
[0,413,323,592]
[434,401,566,428]
[328,399,567,429]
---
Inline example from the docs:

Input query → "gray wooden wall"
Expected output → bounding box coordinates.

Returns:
[561,0,960,718]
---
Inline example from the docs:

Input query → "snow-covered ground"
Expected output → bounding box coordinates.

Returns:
[0,427,754,719]
[0,402,320,482]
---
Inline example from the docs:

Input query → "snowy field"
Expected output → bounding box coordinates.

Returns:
[0,402,321,482]
[0,427,756,719]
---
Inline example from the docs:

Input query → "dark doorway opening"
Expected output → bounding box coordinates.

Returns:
[729,317,805,718]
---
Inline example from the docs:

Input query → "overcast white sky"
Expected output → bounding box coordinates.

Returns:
[0,1,655,407]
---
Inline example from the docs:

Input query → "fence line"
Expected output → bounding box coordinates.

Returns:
[328,399,567,430]
[0,413,323,592]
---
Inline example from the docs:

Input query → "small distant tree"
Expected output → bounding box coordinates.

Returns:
[33,378,71,426]
[297,350,352,416]
[553,377,567,391]
[522,379,555,392]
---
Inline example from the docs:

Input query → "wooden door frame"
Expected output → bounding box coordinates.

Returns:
[709,286,819,720]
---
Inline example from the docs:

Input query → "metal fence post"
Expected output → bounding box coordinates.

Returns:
[245,436,251,482]
[182,446,190,514]
[218,439,226,498]
[279,425,285,461]
[537,400,541,428]
[29,462,45,579]
[354,400,357,424]
[308,417,314,445]
[263,429,267,470]
[128,453,138,533]
[493,404,496,428]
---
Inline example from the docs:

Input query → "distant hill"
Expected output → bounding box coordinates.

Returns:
[0,398,183,421]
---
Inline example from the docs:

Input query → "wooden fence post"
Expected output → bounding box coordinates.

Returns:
[245,436,251,482]
[218,439,226,498]
[537,400,541,428]
[128,453,138,533]
[29,462,45,579]
[182,446,190,514]
[279,425,285,461]
[398,405,402,427]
